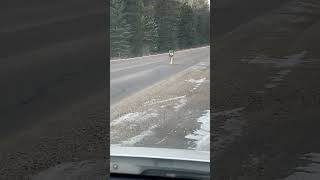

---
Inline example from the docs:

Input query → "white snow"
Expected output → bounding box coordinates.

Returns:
[111,112,158,126]
[155,96,185,104]
[143,95,188,112]
[173,98,187,111]
[185,110,210,151]
[186,78,207,90]
[121,125,158,146]
[144,96,186,106]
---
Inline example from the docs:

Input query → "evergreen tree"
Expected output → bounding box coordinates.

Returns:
[142,14,159,55]
[154,0,180,52]
[192,0,210,45]
[124,0,144,56]
[110,0,210,58]
[110,0,131,58]
[178,2,195,49]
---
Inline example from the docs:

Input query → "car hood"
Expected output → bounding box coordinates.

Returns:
[110,145,210,179]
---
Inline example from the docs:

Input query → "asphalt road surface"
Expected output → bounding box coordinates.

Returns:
[110,47,210,151]
[110,47,209,105]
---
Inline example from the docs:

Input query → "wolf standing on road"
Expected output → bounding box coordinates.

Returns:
[169,50,174,64]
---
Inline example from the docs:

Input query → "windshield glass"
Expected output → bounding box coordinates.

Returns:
[110,0,210,170]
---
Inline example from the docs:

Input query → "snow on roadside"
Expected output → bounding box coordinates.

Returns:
[144,95,188,111]
[111,60,209,147]
[144,96,186,106]
[111,94,189,146]
[185,110,210,151]
[121,125,158,146]
[173,98,187,111]
[185,78,207,90]
[111,111,158,126]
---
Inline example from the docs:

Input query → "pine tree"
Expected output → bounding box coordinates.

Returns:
[154,0,180,52]
[192,0,210,45]
[124,0,144,56]
[141,3,159,55]
[110,0,131,58]
[110,0,209,58]
[141,14,159,55]
[178,2,195,49]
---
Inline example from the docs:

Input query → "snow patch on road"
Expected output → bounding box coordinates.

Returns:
[144,95,188,112]
[121,125,158,146]
[111,112,158,126]
[173,98,187,111]
[185,110,210,151]
[186,78,207,90]
[144,96,186,106]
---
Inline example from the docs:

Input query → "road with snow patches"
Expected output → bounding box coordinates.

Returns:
[110,46,209,105]
[110,46,210,151]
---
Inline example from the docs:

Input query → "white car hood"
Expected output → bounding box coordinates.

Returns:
[110,145,210,179]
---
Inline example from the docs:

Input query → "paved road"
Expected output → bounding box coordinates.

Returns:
[110,49,210,151]
[110,46,210,105]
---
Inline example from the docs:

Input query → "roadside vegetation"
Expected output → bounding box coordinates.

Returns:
[111,0,210,58]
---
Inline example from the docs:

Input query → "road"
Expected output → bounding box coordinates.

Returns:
[110,47,209,105]
[110,47,210,150]
[0,0,107,178]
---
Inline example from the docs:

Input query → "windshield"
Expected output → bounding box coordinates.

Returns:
[110,0,210,175]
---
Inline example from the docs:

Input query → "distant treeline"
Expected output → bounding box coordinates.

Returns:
[111,0,210,58]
